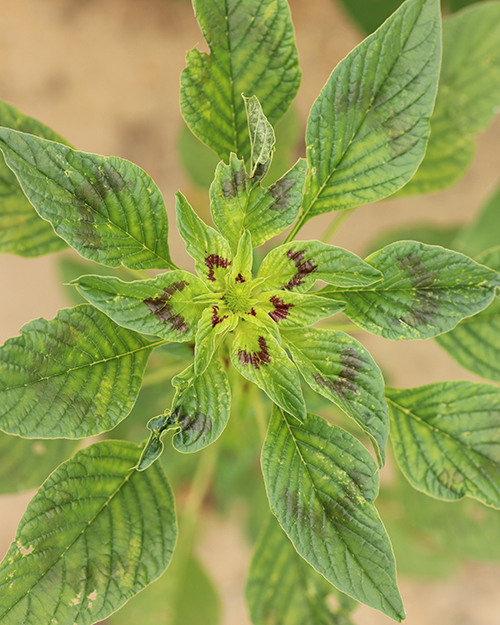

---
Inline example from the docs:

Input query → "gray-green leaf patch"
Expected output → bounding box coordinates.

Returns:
[210,155,307,252]
[180,0,301,162]
[0,128,175,269]
[244,94,276,176]
[0,440,177,625]
[0,305,157,438]
[262,406,404,621]
[318,241,499,340]
[283,327,389,465]
[73,271,209,342]
[387,382,500,508]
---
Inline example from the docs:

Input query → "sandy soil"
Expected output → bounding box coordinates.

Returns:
[1,1,500,623]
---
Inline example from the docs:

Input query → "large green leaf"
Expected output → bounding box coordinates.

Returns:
[255,290,345,328]
[176,191,233,291]
[283,327,389,465]
[0,305,157,438]
[257,240,382,292]
[73,271,209,342]
[387,382,500,508]
[0,128,175,270]
[180,0,301,162]
[210,155,307,252]
[246,515,357,625]
[262,406,404,621]
[230,324,306,422]
[0,433,78,494]
[364,224,462,256]
[171,360,231,453]
[296,0,441,227]
[400,2,500,195]
[0,440,177,625]
[318,241,500,340]
[435,246,500,381]
[0,100,68,257]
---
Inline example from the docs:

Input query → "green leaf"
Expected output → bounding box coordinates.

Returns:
[195,305,238,375]
[298,0,441,222]
[247,514,357,625]
[262,406,404,621]
[176,191,233,291]
[243,95,276,176]
[364,223,462,256]
[455,185,500,258]
[0,440,176,625]
[0,127,175,270]
[257,240,382,292]
[318,241,500,340]
[400,2,500,195]
[0,305,157,438]
[180,0,301,162]
[0,100,69,257]
[255,290,345,328]
[283,327,389,465]
[231,324,306,422]
[387,381,500,508]
[0,433,78,494]
[435,248,500,382]
[210,155,307,252]
[73,271,209,342]
[170,360,231,453]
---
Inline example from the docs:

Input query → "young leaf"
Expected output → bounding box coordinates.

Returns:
[230,324,306,422]
[262,406,404,621]
[284,327,389,465]
[195,305,237,375]
[0,440,177,625]
[0,433,78,494]
[180,0,301,162]
[73,271,209,342]
[257,240,382,292]
[176,191,233,290]
[243,95,276,176]
[298,0,441,222]
[171,360,231,453]
[0,305,157,438]
[0,100,68,257]
[256,291,345,328]
[210,154,307,252]
[0,128,175,270]
[436,247,500,382]
[387,382,500,508]
[318,241,500,340]
[399,3,500,195]
[247,514,357,625]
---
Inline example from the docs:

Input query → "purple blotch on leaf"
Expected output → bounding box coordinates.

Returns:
[238,336,272,369]
[205,254,231,282]
[282,249,318,290]
[143,280,189,334]
[268,295,294,322]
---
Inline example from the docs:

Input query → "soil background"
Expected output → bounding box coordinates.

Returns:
[1,1,500,623]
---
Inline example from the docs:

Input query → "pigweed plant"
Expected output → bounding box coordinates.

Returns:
[1,0,500,622]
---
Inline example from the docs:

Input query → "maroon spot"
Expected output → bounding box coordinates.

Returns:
[205,254,231,282]
[237,336,272,370]
[282,249,318,290]
[143,281,189,334]
[268,295,294,322]
[235,273,246,283]
[211,305,229,328]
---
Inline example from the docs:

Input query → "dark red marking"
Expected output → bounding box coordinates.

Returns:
[205,254,231,282]
[211,305,229,327]
[268,295,294,322]
[282,249,318,290]
[237,336,272,369]
[235,273,246,283]
[143,281,189,334]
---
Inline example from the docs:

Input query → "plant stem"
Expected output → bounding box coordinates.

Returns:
[320,208,356,243]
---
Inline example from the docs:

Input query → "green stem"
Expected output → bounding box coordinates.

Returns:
[320,208,356,243]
